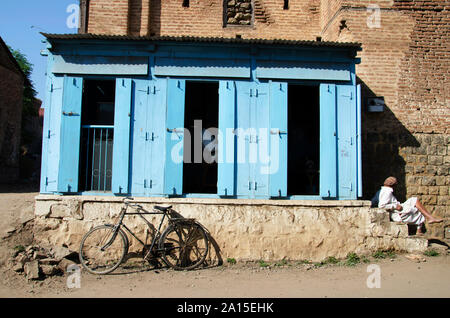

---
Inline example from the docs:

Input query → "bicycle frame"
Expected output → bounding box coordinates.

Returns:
[104,203,171,260]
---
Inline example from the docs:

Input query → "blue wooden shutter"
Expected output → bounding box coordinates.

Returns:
[337,85,357,199]
[319,83,337,198]
[57,76,83,193]
[253,83,270,197]
[164,79,186,195]
[268,81,288,197]
[149,79,168,195]
[41,76,63,193]
[235,81,252,196]
[356,84,362,198]
[111,78,133,194]
[218,80,236,196]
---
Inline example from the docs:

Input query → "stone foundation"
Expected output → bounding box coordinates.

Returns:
[34,195,428,262]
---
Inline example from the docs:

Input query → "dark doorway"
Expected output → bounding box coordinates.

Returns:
[183,81,219,194]
[79,79,116,192]
[287,84,320,195]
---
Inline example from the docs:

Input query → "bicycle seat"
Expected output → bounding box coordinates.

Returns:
[154,205,172,212]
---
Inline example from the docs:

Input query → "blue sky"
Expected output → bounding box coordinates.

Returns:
[0,0,78,102]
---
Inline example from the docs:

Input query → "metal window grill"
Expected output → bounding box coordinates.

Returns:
[80,125,114,192]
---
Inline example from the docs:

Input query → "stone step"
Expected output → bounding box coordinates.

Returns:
[404,236,429,253]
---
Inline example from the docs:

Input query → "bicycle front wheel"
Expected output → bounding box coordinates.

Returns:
[79,225,128,275]
[159,221,209,271]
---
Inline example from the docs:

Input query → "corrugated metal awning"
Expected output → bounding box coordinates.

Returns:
[41,33,362,50]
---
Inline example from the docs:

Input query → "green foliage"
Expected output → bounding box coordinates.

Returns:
[345,253,360,266]
[226,257,237,265]
[258,260,270,268]
[323,256,339,264]
[424,249,439,257]
[274,259,289,267]
[14,245,25,253]
[372,250,387,259]
[373,249,397,260]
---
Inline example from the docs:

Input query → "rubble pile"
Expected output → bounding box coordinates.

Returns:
[8,244,78,280]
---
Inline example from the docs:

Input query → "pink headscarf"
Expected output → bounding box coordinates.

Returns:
[383,176,397,187]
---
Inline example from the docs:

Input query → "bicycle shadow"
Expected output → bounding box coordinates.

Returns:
[168,209,223,269]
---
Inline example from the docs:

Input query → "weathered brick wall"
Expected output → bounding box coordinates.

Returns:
[0,47,24,183]
[87,0,130,35]
[85,0,321,39]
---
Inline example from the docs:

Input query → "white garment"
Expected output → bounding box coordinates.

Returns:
[378,186,425,225]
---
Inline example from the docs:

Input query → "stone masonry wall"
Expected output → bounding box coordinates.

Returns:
[34,196,428,262]
[226,0,253,26]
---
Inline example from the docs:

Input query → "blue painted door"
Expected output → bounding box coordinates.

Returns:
[337,85,357,199]
[57,76,83,193]
[41,75,64,193]
[148,79,167,195]
[252,82,270,197]
[235,81,252,197]
[268,81,288,197]
[218,80,236,196]
[131,79,149,195]
[319,84,338,198]
[235,81,271,198]
[164,79,186,196]
[111,78,133,194]
[131,79,167,196]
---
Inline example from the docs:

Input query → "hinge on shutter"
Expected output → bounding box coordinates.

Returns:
[343,183,353,191]
[47,130,51,139]
[45,177,49,186]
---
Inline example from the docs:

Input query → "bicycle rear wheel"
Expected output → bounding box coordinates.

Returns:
[79,225,128,275]
[159,221,209,270]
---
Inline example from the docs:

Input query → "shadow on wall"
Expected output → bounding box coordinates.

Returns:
[129,0,142,35]
[149,0,161,36]
[358,77,420,202]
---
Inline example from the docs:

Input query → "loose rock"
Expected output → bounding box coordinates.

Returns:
[24,260,40,280]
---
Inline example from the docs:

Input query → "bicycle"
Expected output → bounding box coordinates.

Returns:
[78,198,209,274]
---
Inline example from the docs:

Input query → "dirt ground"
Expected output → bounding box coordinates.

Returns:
[0,187,449,298]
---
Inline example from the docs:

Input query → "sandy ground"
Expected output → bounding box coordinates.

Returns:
[0,187,449,298]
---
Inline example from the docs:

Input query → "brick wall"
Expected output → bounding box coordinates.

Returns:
[85,0,322,39]
[87,0,130,35]
[0,46,24,183]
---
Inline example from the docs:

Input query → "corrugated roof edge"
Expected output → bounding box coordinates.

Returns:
[41,33,362,50]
